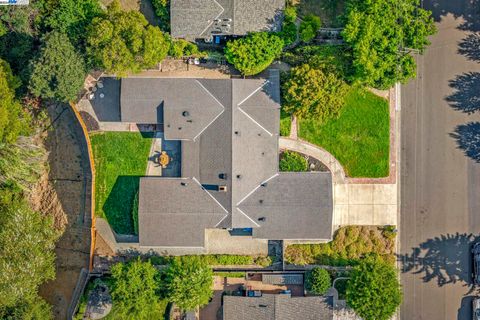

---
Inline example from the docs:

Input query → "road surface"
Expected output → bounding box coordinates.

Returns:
[400,1,480,319]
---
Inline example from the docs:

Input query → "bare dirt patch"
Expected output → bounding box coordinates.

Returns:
[39,104,92,320]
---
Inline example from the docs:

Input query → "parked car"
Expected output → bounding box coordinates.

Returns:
[472,243,480,285]
[473,297,480,320]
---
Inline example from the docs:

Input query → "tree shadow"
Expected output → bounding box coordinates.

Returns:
[450,122,480,162]
[425,0,480,31]
[103,175,141,235]
[446,72,480,114]
[458,33,480,62]
[398,233,478,288]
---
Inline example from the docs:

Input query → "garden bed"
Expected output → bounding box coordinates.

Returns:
[284,226,396,266]
[298,87,390,178]
[91,132,153,235]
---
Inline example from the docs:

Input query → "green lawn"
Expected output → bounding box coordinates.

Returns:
[298,87,389,178]
[91,132,153,235]
[280,109,292,137]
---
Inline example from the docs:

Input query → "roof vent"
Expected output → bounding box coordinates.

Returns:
[236,174,242,179]
[259,199,263,204]
[187,120,193,123]
[178,127,182,130]
[261,183,267,187]
[180,182,187,186]
[182,111,190,117]
[219,185,228,192]
[235,131,240,135]
[258,217,266,222]
[219,173,227,180]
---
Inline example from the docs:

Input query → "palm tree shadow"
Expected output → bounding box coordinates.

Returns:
[450,122,480,162]
[446,72,480,114]
[399,233,479,289]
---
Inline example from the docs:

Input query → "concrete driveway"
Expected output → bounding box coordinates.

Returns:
[400,1,480,319]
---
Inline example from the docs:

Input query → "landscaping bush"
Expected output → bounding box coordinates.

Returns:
[299,14,321,43]
[149,254,272,266]
[214,272,245,278]
[132,191,139,235]
[282,64,348,121]
[279,21,297,46]
[346,256,402,320]
[284,226,396,266]
[169,39,204,58]
[284,6,297,23]
[305,267,331,294]
[225,32,284,76]
[279,151,308,172]
[253,256,272,267]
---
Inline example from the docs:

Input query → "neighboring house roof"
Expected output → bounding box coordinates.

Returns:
[223,294,334,320]
[122,71,333,248]
[170,0,285,40]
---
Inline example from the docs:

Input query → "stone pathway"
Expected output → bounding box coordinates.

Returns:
[146,132,162,176]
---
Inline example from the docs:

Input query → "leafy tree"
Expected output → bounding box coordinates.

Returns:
[279,151,308,172]
[346,256,402,320]
[163,256,213,311]
[86,0,170,76]
[0,59,29,144]
[0,293,53,320]
[282,64,348,121]
[225,32,284,76]
[284,6,297,23]
[29,31,86,102]
[151,0,170,32]
[43,0,102,44]
[169,38,203,58]
[299,14,321,43]
[0,185,60,310]
[110,259,162,319]
[343,0,436,89]
[305,267,331,294]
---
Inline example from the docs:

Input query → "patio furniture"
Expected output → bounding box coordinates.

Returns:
[159,151,170,168]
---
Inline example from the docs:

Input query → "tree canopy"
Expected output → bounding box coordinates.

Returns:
[225,32,284,76]
[86,0,170,76]
[110,259,162,319]
[305,267,331,294]
[0,59,29,144]
[343,0,436,89]
[299,14,321,43]
[29,31,86,102]
[43,0,102,44]
[346,256,402,320]
[163,256,213,311]
[0,186,59,311]
[282,64,348,121]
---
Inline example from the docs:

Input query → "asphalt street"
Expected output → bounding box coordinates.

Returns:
[400,1,480,319]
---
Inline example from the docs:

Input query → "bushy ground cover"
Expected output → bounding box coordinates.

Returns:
[284,226,396,266]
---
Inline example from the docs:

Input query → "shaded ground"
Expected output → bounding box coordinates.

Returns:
[39,104,91,320]
[292,0,345,27]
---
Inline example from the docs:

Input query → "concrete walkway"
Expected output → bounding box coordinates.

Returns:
[279,137,397,226]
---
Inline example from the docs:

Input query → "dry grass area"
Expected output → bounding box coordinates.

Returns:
[100,0,139,11]
[284,226,396,266]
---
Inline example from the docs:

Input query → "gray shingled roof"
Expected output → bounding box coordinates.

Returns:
[223,294,334,320]
[170,0,284,40]
[130,71,333,248]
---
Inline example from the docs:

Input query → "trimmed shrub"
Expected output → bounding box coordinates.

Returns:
[305,267,331,294]
[299,14,321,43]
[279,151,308,172]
